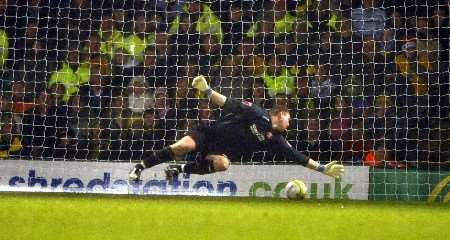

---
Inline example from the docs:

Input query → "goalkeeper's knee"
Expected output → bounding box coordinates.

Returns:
[182,154,230,175]
[206,154,230,172]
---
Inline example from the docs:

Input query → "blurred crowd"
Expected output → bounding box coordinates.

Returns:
[0,0,449,170]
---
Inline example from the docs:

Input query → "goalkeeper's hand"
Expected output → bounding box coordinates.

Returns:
[323,161,345,178]
[192,75,210,92]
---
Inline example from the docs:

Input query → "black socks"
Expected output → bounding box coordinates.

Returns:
[142,147,175,168]
[183,159,215,175]
[140,147,216,176]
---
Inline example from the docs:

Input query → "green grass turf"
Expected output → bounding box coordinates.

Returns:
[0,192,449,240]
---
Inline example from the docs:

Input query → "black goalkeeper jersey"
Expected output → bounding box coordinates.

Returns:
[202,98,309,166]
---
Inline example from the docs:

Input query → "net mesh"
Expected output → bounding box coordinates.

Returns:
[0,0,448,171]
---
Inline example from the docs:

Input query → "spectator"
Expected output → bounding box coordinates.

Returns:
[245,8,276,43]
[112,8,126,32]
[395,38,432,97]
[251,78,267,107]
[78,67,112,119]
[379,27,396,55]
[262,54,296,97]
[174,75,190,102]
[172,74,199,138]
[332,12,354,77]
[328,96,353,144]
[235,40,261,97]
[295,69,309,99]
[120,11,158,70]
[296,111,332,163]
[142,108,164,152]
[0,0,6,24]
[234,39,264,76]
[0,96,11,113]
[8,81,35,130]
[222,1,252,52]
[194,2,223,43]
[98,13,123,60]
[294,0,317,43]
[198,98,214,126]
[22,85,68,158]
[393,37,434,165]
[169,13,199,56]
[317,29,344,65]
[272,0,297,37]
[153,86,173,124]
[167,1,201,36]
[148,11,168,33]
[23,39,51,84]
[363,95,397,166]
[430,6,449,64]
[85,33,102,56]
[111,47,132,79]
[385,8,406,50]
[98,94,130,161]
[363,142,396,167]
[178,57,200,80]
[155,32,170,56]
[11,19,39,70]
[130,87,170,159]
[47,42,91,103]
[364,35,397,96]
[152,32,175,83]
[0,27,9,70]
[274,34,297,59]
[199,34,221,74]
[341,74,367,118]
[142,45,157,72]
[143,109,157,131]
[342,117,367,164]
[62,94,101,160]
[307,63,337,103]
[10,81,28,106]
[135,45,166,82]
[89,54,111,81]
[340,13,353,40]
[128,114,147,161]
[209,55,249,100]
[416,28,442,74]
[126,76,154,116]
[234,39,260,67]
[0,112,22,158]
[319,31,332,54]
[242,52,265,80]
[351,0,386,39]
[71,0,93,21]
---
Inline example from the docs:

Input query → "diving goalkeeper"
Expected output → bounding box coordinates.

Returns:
[129,75,344,182]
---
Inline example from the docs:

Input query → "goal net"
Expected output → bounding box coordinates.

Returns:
[0,0,449,200]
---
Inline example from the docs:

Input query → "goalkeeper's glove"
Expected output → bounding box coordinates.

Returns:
[192,75,210,92]
[321,161,344,178]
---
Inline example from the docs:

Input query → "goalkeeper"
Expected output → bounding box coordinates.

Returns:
[129,75,344,182]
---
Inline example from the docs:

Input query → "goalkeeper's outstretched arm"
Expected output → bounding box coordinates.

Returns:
[192,75,226,107]
[306,159,345,178]
[271,132,345,178]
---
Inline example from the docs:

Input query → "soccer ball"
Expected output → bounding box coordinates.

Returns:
[285,180,307,200]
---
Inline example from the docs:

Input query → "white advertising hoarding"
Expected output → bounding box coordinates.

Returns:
[0,160,369,200]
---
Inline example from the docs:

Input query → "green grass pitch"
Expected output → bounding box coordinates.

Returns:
[1,192,449,240]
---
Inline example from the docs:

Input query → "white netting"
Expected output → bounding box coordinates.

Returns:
[0,0,448,171]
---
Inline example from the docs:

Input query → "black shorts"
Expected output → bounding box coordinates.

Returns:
[186,125,226,159]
